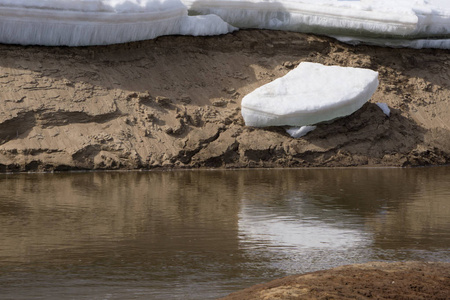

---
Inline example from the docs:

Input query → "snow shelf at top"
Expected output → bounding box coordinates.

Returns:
[241,62,379,127]
[0,0,236,46]
[182,0,450,49]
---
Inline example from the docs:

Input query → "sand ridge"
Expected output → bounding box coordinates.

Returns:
[219,261,450,299]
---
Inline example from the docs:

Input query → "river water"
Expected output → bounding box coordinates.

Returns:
[0,168,449,299]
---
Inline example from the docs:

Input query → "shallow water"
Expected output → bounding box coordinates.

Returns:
[0,168,449,299]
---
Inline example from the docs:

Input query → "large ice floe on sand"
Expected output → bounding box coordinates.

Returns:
[241,62,379,127]
[183,0,450,49]
[0,0,236,46]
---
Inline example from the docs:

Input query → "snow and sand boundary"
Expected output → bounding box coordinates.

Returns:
[0,1,450,172]
[1,29,449,172]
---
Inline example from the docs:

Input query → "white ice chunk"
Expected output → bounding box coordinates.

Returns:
[376,103,390,117]
[0,0,235,46]
[286,126,317,138]
[241,62,379,127]
[182,0,450,48]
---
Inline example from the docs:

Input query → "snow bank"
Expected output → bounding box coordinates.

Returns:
[2,0,448,47]
[241,62,379,127]
[0,0,236,46]
[182,0,450,49]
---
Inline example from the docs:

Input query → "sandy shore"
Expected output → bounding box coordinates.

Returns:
[220,261,450,299]
[1,30,450,172]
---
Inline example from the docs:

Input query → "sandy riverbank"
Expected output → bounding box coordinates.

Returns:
[220,261,450,299]
[1,30,450,172]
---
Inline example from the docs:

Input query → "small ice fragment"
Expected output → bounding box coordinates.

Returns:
[286,126,317,138]
[376,103,390,116]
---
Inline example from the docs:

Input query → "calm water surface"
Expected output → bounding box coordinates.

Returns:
[0,168,449,299]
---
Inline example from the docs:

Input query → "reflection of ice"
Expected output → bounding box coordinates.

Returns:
[238,197,369,250]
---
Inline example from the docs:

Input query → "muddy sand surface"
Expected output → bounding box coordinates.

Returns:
[220,261,450,300]
[1,30,450,172]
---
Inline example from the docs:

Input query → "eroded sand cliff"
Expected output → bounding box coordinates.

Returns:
[1,30,450,172]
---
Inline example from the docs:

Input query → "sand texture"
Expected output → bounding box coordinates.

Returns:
[220,261,450,300]
[1,30,450,172]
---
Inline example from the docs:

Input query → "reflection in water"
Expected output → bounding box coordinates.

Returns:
[0,168,449,299]
[240,199,367,249]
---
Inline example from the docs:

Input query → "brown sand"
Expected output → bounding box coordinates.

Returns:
[220,261,450,300]
[1,30,450,172]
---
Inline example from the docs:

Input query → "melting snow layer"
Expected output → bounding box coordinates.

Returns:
[0,0,236,46]
[1,0,449,47]
[183,0,450,49]
[241,62,379,127]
